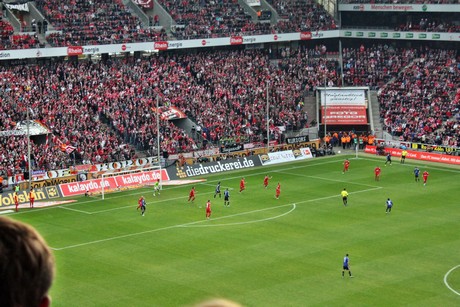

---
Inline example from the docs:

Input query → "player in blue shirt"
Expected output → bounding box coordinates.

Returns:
[224,188,230,207]
[413,167,420,182]
[342,254,353,278]
[214,182,221,198]
[386,198,393,214]
[384,152,392,166]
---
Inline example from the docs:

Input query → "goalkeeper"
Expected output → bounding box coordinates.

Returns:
[153,179,161,196]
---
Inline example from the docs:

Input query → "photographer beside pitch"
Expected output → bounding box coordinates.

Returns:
[0,216,55,307]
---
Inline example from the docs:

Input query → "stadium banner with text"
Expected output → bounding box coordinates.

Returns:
[1,30,460,61]
[5,3,29,12]
[59,169,169,197]
[133,0,154,9]
[320,89,366,106]
[364,146,460,165]
[320,89,368,125]
[375,138,412,149]
[321,105,368,125]
[0,31,342,61]
[171,156,262,179]
[286,135,310,144]
[90,156,159,172]
[245,0,261,6]
[339,4,460,12]
[0,186,62,208]
[260,148,314,165]
[410,143,458,154]
[19,175,78,190]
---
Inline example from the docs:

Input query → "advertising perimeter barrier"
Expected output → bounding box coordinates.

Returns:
[364,146,460,165]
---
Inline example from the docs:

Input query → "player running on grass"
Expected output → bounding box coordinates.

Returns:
[205,200,212,219]
[423,171,429,186]
[275,183,281,199]
[239,177,246,193]
[214,182,221,198]
[263,175,272,189]
[188,186,196,202]
[224,188,230,207]
[342,159,350,174]
[137,196,146,216]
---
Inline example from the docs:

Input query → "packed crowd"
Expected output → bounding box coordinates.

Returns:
[1,45,458,175]
[0,47,339,173]
[266,0,337,32]
[0,20,40,50]
[34,0,166,46]
[342,44,419,89]
[161,0,259,39]
[377,47,460,147]
[395,17,460,33]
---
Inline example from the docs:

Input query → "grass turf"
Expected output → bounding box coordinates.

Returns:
[8,153,460,306]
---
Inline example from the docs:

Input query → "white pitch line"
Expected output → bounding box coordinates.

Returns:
[51,186,380,251]
[275,171,381,188]
[444,264,460,296]
[183,204,297,227]
[59,206,93,214]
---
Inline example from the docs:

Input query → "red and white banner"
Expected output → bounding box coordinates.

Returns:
[152,106,187,120]
[161,106,187,120]
[133,0,153,9]
[322,105,367,125]
[364,146,460,165]
[59,169,169,196]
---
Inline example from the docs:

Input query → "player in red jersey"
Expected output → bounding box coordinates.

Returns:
[263,175,272,189]
[343,159,350,174]
[29,188,35,208]
[137,196,146,216]
[275,183,281,199]
[14,192,19,212]
[188,186,196,202]
[374,166,381,181]
[239,177,245,193]
[423,171,429,186]
[205,200,212,219]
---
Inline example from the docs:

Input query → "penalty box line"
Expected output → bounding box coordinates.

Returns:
[50,186,381,251]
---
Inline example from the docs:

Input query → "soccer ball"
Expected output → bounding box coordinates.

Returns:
[338,150,341,154]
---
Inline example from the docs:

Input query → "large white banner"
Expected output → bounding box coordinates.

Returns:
[5,3,29,12]
[246,0,261,6]
[320,89,366,106]
[260,148,314,165]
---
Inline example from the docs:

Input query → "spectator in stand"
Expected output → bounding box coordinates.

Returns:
[34,0,167,47]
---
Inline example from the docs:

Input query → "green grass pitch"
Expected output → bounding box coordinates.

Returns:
[8,153,460,306]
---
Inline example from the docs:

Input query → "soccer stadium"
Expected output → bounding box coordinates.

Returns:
[0,0,459,306]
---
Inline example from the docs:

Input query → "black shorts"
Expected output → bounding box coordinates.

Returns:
[342,196,348,201]
[343,265,349,270]
[224,196,229,201]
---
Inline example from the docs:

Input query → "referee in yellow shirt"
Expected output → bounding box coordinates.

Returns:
[341,188,349,206]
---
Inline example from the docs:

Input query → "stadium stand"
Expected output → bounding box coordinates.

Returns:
[34,0,167,46]
[376,47,459,146]
[266,0,337,32]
